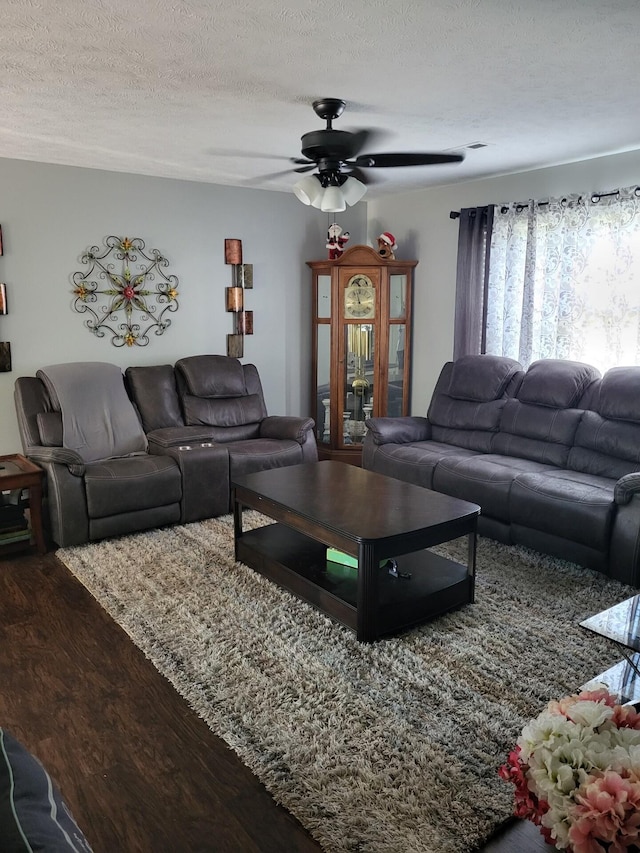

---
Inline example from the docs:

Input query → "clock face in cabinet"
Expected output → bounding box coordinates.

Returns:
[344,274,375,319]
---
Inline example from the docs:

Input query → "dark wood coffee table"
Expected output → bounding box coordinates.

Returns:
[232,461,480,642]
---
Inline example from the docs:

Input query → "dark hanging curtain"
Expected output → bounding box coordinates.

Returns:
[452,205,494,358]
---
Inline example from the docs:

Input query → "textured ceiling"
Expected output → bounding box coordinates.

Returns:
[2,0,640,199]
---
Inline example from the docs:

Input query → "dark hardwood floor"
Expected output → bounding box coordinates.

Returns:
[0,548,548,852]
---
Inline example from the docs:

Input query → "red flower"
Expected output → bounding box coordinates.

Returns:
[499,748,549,825]
[123,285,135,300]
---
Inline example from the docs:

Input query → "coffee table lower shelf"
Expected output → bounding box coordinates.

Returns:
[236,523,472,640]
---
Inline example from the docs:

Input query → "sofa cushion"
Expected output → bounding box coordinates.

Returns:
[498,399,583,446]
[492,399,584,467]
[448,355,522,402]
[509,469,616,552]
[84,454,181,518]
[428,397,507,434]
[597,366,640,422]
[36,411,63,446]
[226,439,304,478]
[0,728,93,852]
[569,410,640,479]
[433,454,554,522]
[89,504,181,541]
[428,421,501,453]
[426,357,522,452]
[182,394,266,428]
[517,359,600,408]
[176,355,246,398]
[125,364,184,432]
[366,441,480,490]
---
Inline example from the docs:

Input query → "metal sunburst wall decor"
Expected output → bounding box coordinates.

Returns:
[71,236,179,347]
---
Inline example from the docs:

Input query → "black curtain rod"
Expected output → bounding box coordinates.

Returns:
[449,206,491,219]
[505,189,627,214]
[450,187,640,219]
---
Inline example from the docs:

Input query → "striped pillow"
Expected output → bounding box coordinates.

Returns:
[0,728,93,852]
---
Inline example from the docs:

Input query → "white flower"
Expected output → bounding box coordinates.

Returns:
[609,739,640,773]
[502,689,640,852]
[541,807,571,849]
[518,711,574,760]
[566,699,614,728]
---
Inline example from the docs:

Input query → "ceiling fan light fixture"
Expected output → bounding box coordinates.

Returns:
[288,99,465,212]
[342,176,367,206]
[320,185,346,212]
[293,174,323,206]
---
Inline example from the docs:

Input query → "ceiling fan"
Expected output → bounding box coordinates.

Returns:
[290,98,465,212]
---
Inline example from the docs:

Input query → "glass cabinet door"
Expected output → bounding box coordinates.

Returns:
[389,274,407,319]
[316,323,331,446]
[314,273,332,446]
[343,324,374,447]
[317,274,331,319]
[388,273,408,418]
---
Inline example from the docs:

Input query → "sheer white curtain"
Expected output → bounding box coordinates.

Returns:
[486,187,640,371]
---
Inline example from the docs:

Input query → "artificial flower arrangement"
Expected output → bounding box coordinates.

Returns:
[499,687,640,852]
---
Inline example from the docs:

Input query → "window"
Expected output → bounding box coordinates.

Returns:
[484,188,640,372]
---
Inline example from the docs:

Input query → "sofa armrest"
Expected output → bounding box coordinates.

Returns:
[24,445,85,476]
[615,473,640,505]
[365,416,431,446]
[260,416,315,445]
[0,728,93,853]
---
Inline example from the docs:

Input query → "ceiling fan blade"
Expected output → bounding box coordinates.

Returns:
[293,164,316,173]
[344,129,373,158]
[291,157,314,165]
[207,148,292,162]
[342,165,380,186]
[241,167,299,184]
[355,152,465,168]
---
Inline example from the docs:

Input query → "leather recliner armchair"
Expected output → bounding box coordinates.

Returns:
[14,364,182,547]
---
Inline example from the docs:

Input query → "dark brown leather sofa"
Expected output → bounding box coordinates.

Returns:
[14,355,317,547]
[363,354,640,587]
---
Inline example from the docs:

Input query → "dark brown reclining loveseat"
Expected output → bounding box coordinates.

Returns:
[126,355,317,522]
[14,355,317,547]
[363,355,640,587]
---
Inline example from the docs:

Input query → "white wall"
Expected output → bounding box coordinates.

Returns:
[368,149,640,414]
[0,158,367,455]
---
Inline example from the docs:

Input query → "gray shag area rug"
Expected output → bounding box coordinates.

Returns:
[57,514,633,853]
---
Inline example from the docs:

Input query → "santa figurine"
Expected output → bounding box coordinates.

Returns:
[326,223,350,260]
[377,231,397,260]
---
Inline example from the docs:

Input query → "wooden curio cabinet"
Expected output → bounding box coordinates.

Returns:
[308,244,417,465]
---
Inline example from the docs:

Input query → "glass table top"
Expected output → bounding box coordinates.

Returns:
[580,596,640,705]
[581,656,640,706]
[580,595,640,653]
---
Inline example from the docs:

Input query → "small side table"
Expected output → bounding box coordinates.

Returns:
[580,596,640,705]
[0,454,46,555]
